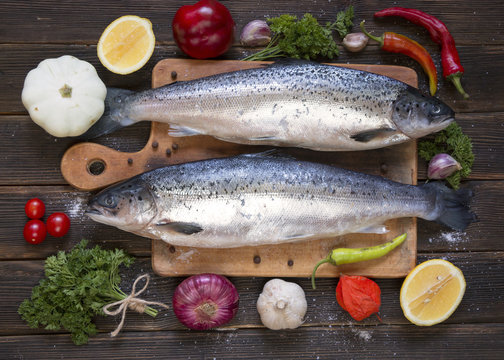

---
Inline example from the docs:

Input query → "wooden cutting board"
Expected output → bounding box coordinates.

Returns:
[61,59,418,278]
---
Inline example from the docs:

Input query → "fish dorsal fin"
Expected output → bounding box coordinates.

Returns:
[156,221,203,235]
[350,127,396,142]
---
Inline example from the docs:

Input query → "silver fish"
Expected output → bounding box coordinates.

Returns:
[81,60,454,151]
[86,152,475,248]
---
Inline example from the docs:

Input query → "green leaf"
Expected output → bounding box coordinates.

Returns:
[18,240,138,345]
[330,5,355,37]
[419,122,474,189]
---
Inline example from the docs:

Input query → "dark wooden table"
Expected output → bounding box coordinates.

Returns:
[1,0,503,358]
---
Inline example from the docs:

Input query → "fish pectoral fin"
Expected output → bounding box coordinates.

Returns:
[350,128,396,142]
[281,233,316,241]
[168,125,202,137]
[247,135,280,141]
[354,224,389,234]
[156,221,204,235]
[242,150,295,160]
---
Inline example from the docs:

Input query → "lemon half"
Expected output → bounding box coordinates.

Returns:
[400,259,466,326]
[97,15,155,75]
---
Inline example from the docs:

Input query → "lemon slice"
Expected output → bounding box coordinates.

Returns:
[97,15,155,75]
[400,259,466,326]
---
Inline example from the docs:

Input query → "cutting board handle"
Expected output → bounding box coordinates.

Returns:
[60,133,159,190]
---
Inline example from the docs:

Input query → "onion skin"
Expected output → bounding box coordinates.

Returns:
[240,20,271,47]
[172,273,239,330]
[427,153,462,179]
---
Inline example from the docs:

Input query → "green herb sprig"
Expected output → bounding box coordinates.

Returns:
[18,240,158,345]
[243,6,354,61]
[419,122,474,189]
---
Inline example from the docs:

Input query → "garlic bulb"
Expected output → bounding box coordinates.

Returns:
[428,153,462,179]
[256,279,307,330]
[240,20,271,47]
[342,32,369,52]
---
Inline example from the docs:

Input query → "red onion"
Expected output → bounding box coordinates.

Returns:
[172,273,239,330]
[428,153,462,179]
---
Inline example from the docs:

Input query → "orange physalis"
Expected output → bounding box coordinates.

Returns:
[336,275,381,321]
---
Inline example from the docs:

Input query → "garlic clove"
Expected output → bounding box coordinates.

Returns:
[256,279,307,330]
[240,20,271,47]
[342,32,369,53]
[427,153,463,179]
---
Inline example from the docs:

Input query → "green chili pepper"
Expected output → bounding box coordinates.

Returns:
[311,233,407,289]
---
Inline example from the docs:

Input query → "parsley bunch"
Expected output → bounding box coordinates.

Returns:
[18,240,158,345]
[419,123,474,189]
[243,6,354,61]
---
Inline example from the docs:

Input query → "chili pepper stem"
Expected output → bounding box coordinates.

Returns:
[359,21,384,46]
[447,73,469,99]
[311,256,332,289]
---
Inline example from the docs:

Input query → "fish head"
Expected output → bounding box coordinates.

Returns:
[392,88,455,139]
[85,178,157,231]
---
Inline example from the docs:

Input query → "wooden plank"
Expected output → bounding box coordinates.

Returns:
[417,181,504,252]
[0,115,151,185]
[0,0,502,45]
[417,113,504,180]
[1,113,503,186]
[1,325,503,359]
[0,181,499,260]
[2,44,504,115]
[3,252,503,335]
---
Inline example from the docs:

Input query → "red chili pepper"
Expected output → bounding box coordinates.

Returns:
[360,21,438,96]
[336,275,381,321]
[374,7,469,99]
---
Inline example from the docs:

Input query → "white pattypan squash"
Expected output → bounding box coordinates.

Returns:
[21,55,107,137]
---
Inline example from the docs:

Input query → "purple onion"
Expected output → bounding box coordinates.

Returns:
[428,153,462,179]
[240,20,271,47]
[172,273,239,330]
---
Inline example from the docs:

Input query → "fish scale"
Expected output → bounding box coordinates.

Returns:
[81,60,455,149]
[86,153,476,248]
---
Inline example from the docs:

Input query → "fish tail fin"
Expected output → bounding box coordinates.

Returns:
[424,182,477,231]
[77,88,136,140]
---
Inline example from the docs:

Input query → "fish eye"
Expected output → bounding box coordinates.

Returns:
[432,105,441,114]
[104,195,115,207]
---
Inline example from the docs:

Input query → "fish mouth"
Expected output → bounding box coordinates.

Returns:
[85,208,102,216]
[441,115,455,123]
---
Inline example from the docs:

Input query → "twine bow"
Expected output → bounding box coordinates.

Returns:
[102,274,169,337]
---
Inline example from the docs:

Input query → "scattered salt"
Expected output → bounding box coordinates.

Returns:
[62,192,90,220]
[351,328,372,342]
[429,231,468,244]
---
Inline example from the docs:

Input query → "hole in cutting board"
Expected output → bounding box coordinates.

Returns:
[87,159,106,176]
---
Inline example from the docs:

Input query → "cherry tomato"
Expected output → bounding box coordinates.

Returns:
[46,212,70,237]
[25,198,45,219]
[172,0,235,59]
[24,220,47,244]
